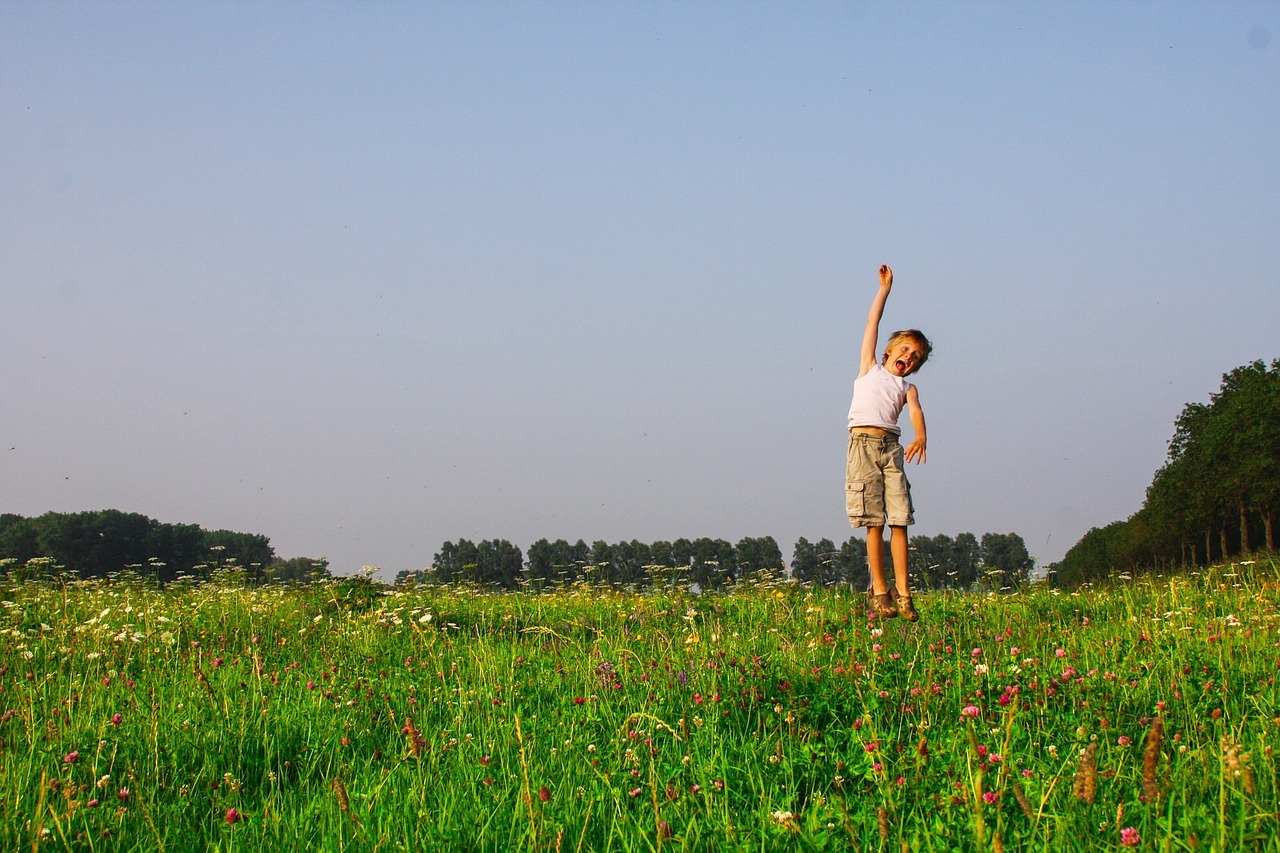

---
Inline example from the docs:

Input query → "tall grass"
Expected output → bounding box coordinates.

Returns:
[1,558,1277,851]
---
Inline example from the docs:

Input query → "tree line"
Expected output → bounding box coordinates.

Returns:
[1053,359,1279,586]
[0,511,1034,592]
[0,510,330,585]
[395,531,1033,591]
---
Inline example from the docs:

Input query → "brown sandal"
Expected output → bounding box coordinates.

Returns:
[890,588,919,622]
[867,588,898,619]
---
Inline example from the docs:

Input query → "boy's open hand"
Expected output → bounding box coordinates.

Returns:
[879,264,893,289]
[905,438,926,464]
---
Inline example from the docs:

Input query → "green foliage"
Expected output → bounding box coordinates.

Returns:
[431,539,524,589]
[908,532,984,590]
[0,510,278,584]
[263,557,331,585]
[979,532,1033,591]
[1059,359,1280,585]
[1,560,1277,850]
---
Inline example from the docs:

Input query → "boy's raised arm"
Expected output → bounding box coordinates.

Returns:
[859,264,893,377]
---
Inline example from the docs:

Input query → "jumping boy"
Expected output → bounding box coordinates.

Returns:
[846,264,931,621]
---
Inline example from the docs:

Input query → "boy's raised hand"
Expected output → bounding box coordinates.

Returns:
[879,264,893,289]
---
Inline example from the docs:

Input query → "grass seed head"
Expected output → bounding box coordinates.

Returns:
[1221,737,1256,795]
[1072,742,1099,804]
[1142,716,1163,803]
[1012,782,1034,819]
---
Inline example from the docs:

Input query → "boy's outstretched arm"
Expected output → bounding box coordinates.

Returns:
[859,264,893,377]
[904,384,927,463]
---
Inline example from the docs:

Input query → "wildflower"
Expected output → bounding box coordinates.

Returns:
[1119,826,1140,847]
[1117,736,1131,747]
[63,751,80,764]
[111,713,123,725]
[538,786,551,802]
[982,792,998,804]
[225,808,241,824]
[771,810,799,832]
[961,704,980,719]
[116,788,130,803]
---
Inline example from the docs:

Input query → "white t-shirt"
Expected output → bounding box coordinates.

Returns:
[847,363,910,433]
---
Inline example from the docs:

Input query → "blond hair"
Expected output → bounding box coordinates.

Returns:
[882,329,933,372]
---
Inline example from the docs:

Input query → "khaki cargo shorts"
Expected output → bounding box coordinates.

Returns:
[846,430,914,528]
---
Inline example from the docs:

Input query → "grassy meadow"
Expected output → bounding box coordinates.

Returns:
[1,559,1278,852]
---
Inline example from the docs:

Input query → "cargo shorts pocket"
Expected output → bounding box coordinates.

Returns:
[845,481,866,518]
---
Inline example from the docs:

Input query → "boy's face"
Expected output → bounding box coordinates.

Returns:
[883,340,925,377]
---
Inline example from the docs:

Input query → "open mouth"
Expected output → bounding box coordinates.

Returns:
[894,359,908,374]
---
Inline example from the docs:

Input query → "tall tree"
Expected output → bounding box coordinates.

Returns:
[525,538,558,589]
[790,537,819,584]
[952,532,981,589]
[264,557,331,584]
[0,515,40,567]
[1213,360,1280,550]
[811,538,840,586]
[736,536,784,580]
[838,536,869,589]
[688,538,736,590]
[980,532,1032,591]
[202,529,275,578]
[619,540,653,587]
[908,533,955,590]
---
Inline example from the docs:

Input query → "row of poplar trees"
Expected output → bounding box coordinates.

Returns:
[405,531,1033,591]
[1055,359,1279,585]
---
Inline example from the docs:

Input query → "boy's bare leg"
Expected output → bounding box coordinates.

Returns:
[866,526,890,594]
[889,526,911,595]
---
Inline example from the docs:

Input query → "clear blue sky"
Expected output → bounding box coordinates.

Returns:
[3,2,1277,578]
